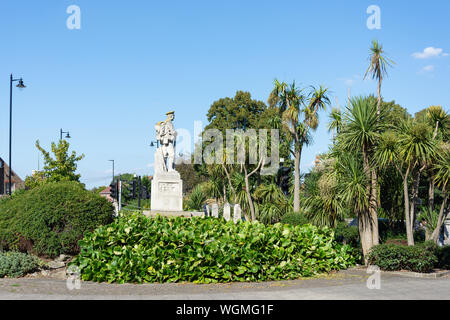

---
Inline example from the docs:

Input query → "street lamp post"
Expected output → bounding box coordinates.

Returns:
[8,74,26,195]
[60,129,71,141]
[109,160,115,183]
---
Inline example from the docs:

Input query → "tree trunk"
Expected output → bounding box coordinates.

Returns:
[377,80,382,118]
[403,167,414,246]
[360,145,376,261]
[358,211,374,265]
[293,144,302,213]
[370,168,380,246]
[243,166,256,222]
[429,178,435,211]
[407,170,421,246]
[431,188,448,243]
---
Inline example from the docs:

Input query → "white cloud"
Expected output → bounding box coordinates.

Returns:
[412,47,448,59]
[147,163,155,168]
[338,75,361,87]
[418,65,436,75]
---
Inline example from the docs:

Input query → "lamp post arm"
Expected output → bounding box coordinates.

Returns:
[9,75,13,195]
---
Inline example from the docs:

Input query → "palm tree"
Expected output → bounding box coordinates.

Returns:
[269,80,330,213]
[328,107,342,142]
[376,121,437,245]
[339,96,386,257]
[425,106,449,211]
[303,158,345,228]
[364,40,395,117]
[430,143,450,243]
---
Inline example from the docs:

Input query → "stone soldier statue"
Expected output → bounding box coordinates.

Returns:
[155,111,177,172]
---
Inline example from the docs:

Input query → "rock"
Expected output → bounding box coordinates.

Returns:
[55,254,71,262]
[40,270,50,277]
[47,261,66,269]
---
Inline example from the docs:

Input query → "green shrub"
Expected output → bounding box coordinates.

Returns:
[437,246,450,270]
[368,242,438,273]
[280,212,310,226]
[71,213,357,284]
[0,181,114,258]
[334,222,360,247]
[0,252,40,278]
[184,185,207,211]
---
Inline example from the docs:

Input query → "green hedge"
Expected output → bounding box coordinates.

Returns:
[368,242,438,273]
[334,222,360,247]
[71,214,357,284]
[0,252,40,278]
[280,212,310,226]
[0,181,114,258]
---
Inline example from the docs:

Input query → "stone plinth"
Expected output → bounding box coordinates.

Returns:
[143,210,204,218]
[151,171,183,212]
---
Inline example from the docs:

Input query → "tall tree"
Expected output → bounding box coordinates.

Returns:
[376,121,437,245]
[364,40,395,246]
[364,40,395,116]
[431,143,450,242]
[35,139,85,183]
[269,80,330,213]
[339,96,386,258]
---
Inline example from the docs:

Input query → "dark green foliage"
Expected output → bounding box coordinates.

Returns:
[185,185,207,211]
[0,252,40,278]
[334,222,360,247]
[436,246,450,270]
[0,181,114,258]
[280,212,310,226]
[71,213,357,284]
[368,242,438,273]
[378,220,406,241]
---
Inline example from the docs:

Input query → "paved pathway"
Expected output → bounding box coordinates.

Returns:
[0,269,449,300]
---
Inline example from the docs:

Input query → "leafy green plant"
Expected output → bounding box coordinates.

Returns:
[185,185,207,211]
[0,252,40,278]
[334,222,360,247]
[368,242,438,273]
[0,181,114,258]
[436,245,450,270]
[280,212,310,226]
[71,213,357,284]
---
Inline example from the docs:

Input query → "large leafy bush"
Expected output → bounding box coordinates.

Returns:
[368,242,438,273]
[72,214,357,284]
[0,252,40,278]
[0,181,114,258]
[280,212,310,226]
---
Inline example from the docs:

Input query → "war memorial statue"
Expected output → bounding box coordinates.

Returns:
[150,111,183,212]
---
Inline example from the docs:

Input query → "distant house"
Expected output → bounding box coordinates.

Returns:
[0,157,24,195]
[99,186,113,202]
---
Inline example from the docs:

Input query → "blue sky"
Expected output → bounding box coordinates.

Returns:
[1,1,449,189]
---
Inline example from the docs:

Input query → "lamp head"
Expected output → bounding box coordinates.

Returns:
[16,78,26,89]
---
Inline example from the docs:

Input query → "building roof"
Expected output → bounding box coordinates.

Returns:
[99,186,111,195]
[0,157,24,184]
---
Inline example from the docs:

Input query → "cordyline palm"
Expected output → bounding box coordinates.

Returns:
[376,121,437,245]
[430,143,450,243]
[427,105,449,139]
[269,80,330,213]
[328,107,342,142]
[339,96,386,258]
[364,40,395,117]
[424,106,449,211]
[304,157,345,228]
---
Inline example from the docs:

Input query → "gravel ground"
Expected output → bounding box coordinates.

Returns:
[1,269,449,300]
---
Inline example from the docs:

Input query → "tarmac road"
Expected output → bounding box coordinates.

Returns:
[0,269,449,300]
